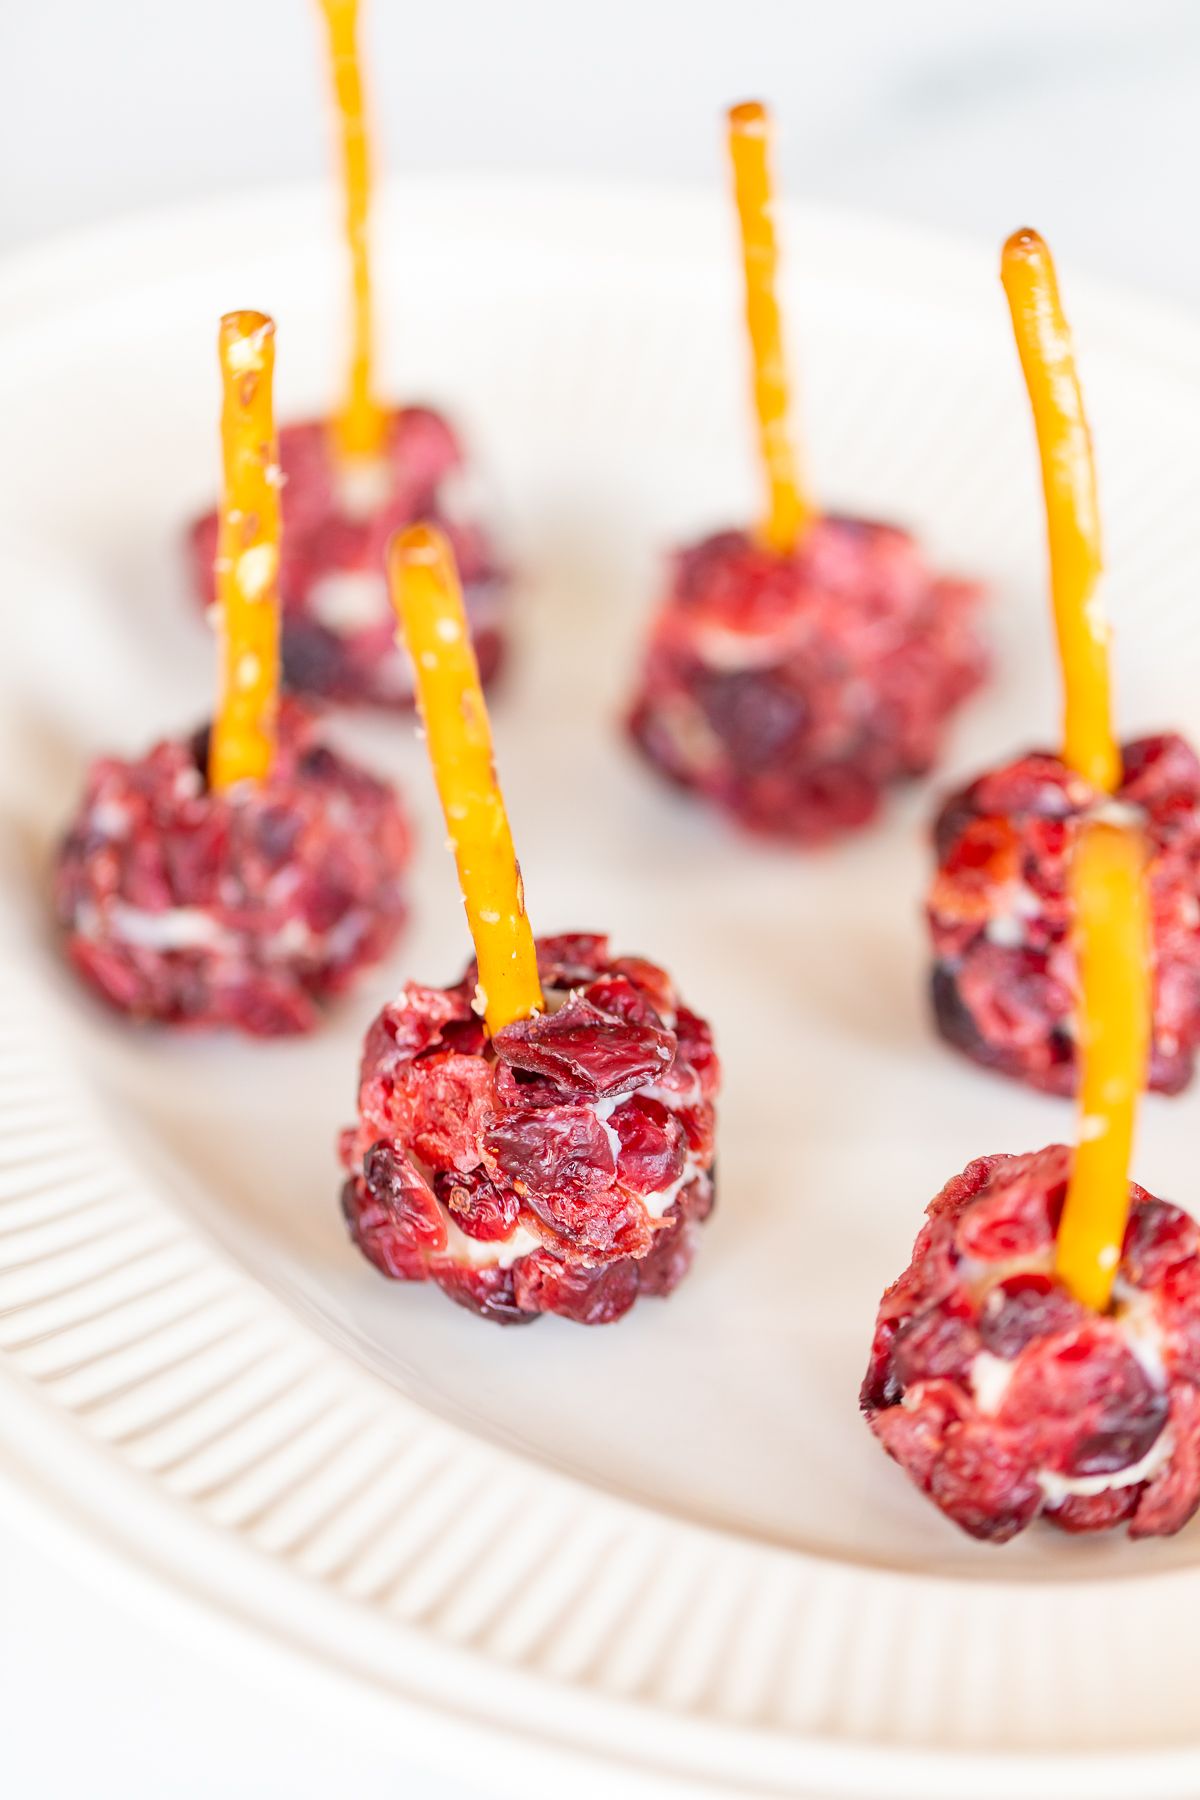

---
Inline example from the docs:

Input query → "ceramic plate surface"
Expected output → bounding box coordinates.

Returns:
[5,178,1200,1797]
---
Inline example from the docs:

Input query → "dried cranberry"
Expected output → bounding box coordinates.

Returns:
[581,973,661,1028]
[163,813,227,902]
[967,751,1076,822]
[434,1262,534,1326]
[296,743,342,783]
[434,1166,520,1241]
[999,1323,1166,1477]
[891,1303,981,1388]
[512,1252,641,1325]
[956,1150,1067,1262]
[483,1103,616,1202]
[635,1212,702,1298]
[696,668,808,770]
[978,1274,1084,1359]
[957,946,1073,1064]
[302,873,355,934]
[1154,1258,1200,1383]
[387,1052,495,1173]
[860,1316,902,1412]
[534,934,610,987]
[871,1380,969,1494]
[253,803,303,866]
[677,1101,715,1161]
[927,1154,1002,1221]
[493,994,675,1098]
[481,1101,660,1258]
[1122,733,1200,804]
[927,1422,1041,1543]
[225,976,316,1037]
[282,620,349,699]
[675,1169,715,1225]
[607,956,676,1019]
[1122,1198,1200,1289]
[341,1151,445,1282]
[1070,1398,1169,1479]
[1131,1385,1200,1537]
[1048,1488,1141,1534]
[937,815,1021,897]
[363,1144,446,1250]
[608,1096,687,1195]
[491,1060,570,1110]
[362,985,470,1074]
[930,963,994,1065]
[875,1213,961,1326]
[674,1007,720,1097]
[439,1016,488,1058]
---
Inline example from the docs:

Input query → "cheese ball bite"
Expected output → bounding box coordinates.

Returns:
[927,228,1200,1095]
[342,525,722,1325]
[60,310,411,1033]
[55,700,410,1035]
[189,407,507,708]
[628,103,986,843]
[630,519,985,842]
[340,934,719,1324]
[869,793,1173,1543]
[188,2,507,709]
[930,735,1200,1094]
[862,1147,1200,1542]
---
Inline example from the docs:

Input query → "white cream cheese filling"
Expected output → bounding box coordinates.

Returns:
[106,901,233,953]
[336,456,393,518]
[969,1350,1015,1415]
[309,570,390,635]
[308,568,502,649]
[440,1212,544,1270]
[691,622,797,672]
[88,898,361,970]
[981,879,1046,949]
[90,800,132,839]
[1037,1429,1174,1505]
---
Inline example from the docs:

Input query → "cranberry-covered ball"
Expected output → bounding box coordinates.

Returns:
[54,700,410,1035]
[628,518,986,843]
[862,1147,1200,1542]
[929,735,1200,1095]
[190,408,506,708]
[339,934,719,1325]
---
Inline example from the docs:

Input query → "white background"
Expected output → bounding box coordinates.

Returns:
[4,0,1200,298]
[3,2,1200,1794]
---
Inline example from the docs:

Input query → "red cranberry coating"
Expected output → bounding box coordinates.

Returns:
[628,519,986,843]
[189,407,507,709]
[863,1147,1200,1541]
[54,699,410,1034]
[928,736,1200,1094]
[493,993,676,1097]
[340,934,719,1325]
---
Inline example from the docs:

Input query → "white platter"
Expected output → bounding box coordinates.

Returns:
[5,178,1200,1797]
